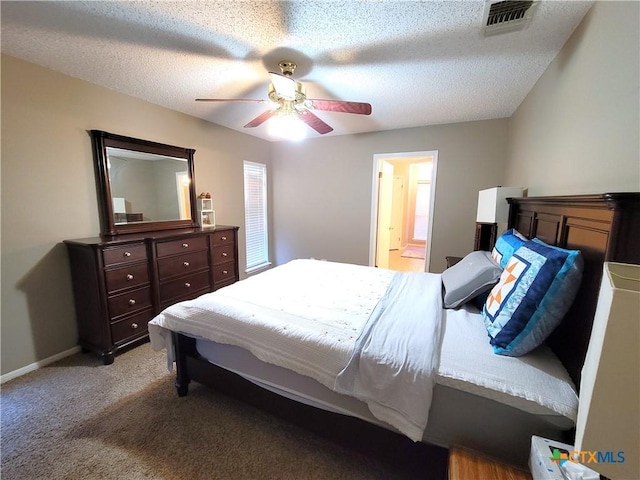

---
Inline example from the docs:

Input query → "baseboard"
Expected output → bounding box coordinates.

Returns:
[1,346,82,384]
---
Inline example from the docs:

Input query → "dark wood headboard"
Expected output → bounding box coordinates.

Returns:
[507,193,640,389]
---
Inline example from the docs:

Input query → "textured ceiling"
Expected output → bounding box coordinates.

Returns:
[1,1,593,141]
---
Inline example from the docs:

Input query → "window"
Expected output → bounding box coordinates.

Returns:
[243,161,269,272]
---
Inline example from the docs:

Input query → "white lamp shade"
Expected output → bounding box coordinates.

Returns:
[112,197,126,214]
[476,187,523,223]
[575,262,640,480]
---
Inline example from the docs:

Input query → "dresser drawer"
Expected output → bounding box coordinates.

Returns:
[157,250,209,280]
[107,286,153,319]
[110,309,152,345]
[103,244,148,266]
[213,263,237,284]
[156,236,207,258]
[211,244,235,265]
[210,230,235,246]
[105,262,150,293]
[159,271,210,303]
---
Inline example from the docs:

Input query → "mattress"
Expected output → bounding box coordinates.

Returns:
[150,258,578,445]
[195,339,391,429]
[194,306,578,429]
[438,305,578,421]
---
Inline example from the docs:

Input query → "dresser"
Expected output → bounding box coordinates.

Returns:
[64,226,239,364]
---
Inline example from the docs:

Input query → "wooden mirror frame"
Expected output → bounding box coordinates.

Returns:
[90,130,198,236]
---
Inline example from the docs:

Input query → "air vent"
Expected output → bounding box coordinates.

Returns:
[483,0,536,36]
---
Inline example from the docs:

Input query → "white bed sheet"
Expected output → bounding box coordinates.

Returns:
[149,259,443,441]
[150,259,395,386]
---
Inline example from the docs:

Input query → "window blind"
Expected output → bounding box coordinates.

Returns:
[243,161,269,271]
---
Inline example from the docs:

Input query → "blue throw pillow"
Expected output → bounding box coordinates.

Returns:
[491,229,527,268]
[482,238,583,356]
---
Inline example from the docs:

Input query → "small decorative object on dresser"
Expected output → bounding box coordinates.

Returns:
[197,197,216,228]
[475,186,524,250]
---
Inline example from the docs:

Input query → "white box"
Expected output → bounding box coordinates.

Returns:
[529,436,574,480]
[200,210,216,228]
[476,187,524,223]
[529,436,600,480]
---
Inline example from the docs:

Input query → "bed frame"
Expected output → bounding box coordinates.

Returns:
[170,192,639,461]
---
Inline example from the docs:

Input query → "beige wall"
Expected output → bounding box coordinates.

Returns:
[270,119,510,273]
[506,1,640,195]
[1,55,271,375]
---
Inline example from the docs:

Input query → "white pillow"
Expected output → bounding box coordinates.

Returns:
[442,250,503,309]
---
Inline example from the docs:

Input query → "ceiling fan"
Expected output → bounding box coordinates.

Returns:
[196,61,372,135]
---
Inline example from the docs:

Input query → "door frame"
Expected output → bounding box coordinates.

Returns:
[369,150,439,272]
[390,175,405,250]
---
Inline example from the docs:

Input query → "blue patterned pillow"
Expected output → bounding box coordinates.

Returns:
[482,238,583,356]
[491,229,527,268]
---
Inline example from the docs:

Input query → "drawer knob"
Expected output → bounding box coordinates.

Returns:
[221,236,227,241]
[182,243,189,248]
[183,261,190,267]
[222,270,228,275]
[124,251,132,257]
[128,299,136,306]
[126,274,134,281]
[221,252,228,257]
[131,323,139,329]
[184,282,191,288]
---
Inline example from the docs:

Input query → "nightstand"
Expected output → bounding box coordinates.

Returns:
[474,222,498,251]
[448,447,531,480]
[446,256,463,268]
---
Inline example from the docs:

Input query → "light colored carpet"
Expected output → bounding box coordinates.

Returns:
[401,245,425,259]
[1,344,447,479]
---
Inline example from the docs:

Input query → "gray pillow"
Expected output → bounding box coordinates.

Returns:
[442,250,503,309]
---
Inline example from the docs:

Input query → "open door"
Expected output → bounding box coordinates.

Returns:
[370,151,438,272]
[375,161,394,268]
[390,176,404,250]
[176,172,191,220]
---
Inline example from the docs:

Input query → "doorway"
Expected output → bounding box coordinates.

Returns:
[369,151,438,272]
[175,172,191,220]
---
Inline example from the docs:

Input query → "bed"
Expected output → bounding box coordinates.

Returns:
[148,193,640,464]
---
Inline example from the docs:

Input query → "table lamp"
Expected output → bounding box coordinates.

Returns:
[574,262,639,480]
[475,187,523,250]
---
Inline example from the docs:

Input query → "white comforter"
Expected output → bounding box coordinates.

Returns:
[148,259,444,441]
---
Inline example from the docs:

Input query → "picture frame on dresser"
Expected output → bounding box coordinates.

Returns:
[65,131,240,364]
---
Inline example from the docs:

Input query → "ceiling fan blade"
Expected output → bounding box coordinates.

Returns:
[308,99,372,115]
[299,111,334,135]
[244,110,275,128]
[269,72,296,99]
[196,98,266,103]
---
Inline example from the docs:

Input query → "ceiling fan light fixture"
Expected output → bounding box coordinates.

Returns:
[198,59,370,137]
[268,75,305,102]
[278,61,296,77]
[268,111,306,141]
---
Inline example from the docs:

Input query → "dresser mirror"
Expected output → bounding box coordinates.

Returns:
[90,130,197,236]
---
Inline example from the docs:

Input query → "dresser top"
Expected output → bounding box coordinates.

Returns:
[64,225,239,247]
